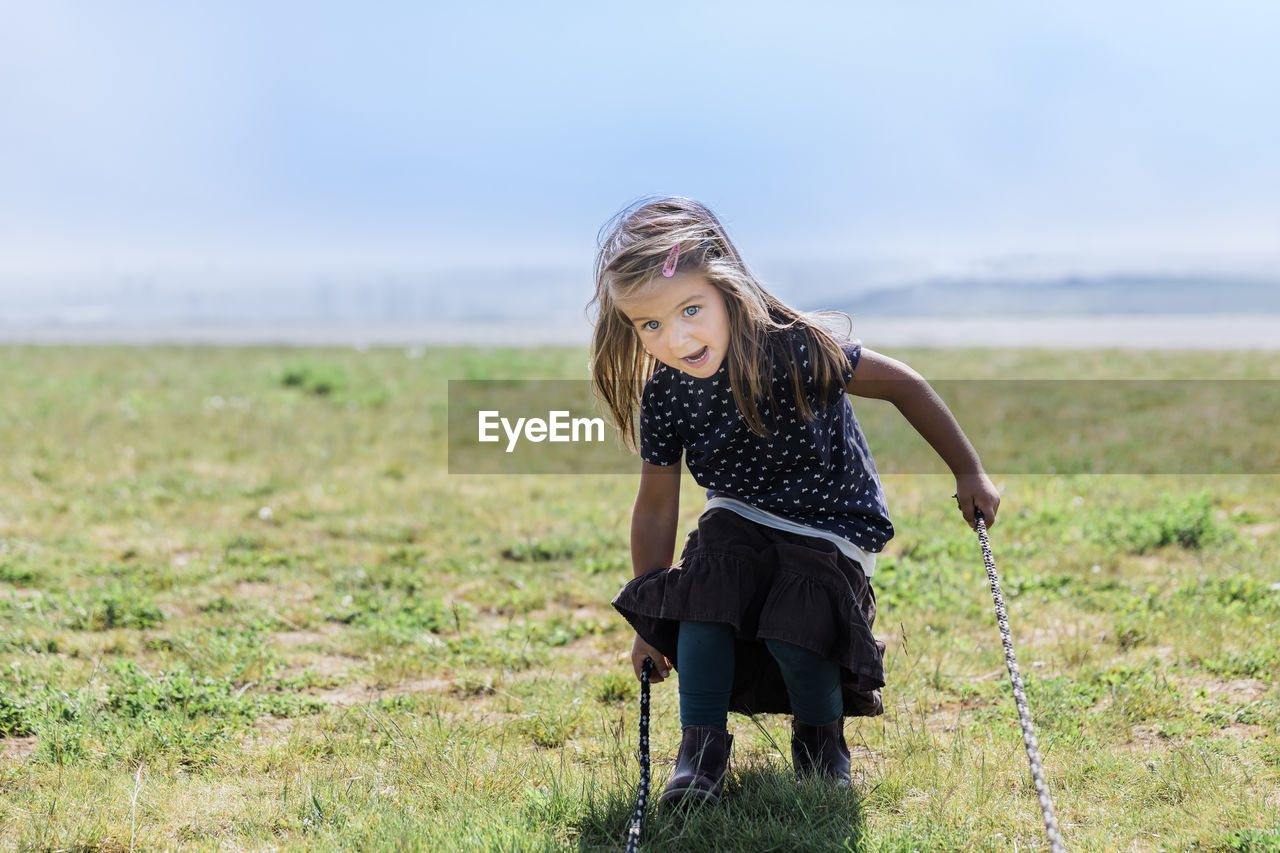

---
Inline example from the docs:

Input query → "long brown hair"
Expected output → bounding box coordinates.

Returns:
[587,197,854,452]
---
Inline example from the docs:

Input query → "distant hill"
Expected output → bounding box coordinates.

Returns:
[840,276,1280,315]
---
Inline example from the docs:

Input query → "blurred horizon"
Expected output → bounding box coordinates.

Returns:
[2,2,1277,325]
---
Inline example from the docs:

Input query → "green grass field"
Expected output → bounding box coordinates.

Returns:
[1,345,1278,851]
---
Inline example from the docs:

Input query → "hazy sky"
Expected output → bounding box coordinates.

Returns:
[2,2,1278,276]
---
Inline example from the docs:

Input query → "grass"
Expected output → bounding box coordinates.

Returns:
[0,344,1278,850]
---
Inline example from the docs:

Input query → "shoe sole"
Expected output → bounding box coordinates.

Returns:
[657,787,721,809]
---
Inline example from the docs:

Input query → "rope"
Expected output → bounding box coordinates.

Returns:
[625,656,654,853]
[620,517,1068,851]
[976,511,1067,853]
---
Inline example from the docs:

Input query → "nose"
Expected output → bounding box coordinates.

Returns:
[665,323,691,351]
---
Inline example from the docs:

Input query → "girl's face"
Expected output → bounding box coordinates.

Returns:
[616,272,731,378]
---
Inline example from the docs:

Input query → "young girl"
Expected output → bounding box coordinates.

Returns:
[588,197,999,806]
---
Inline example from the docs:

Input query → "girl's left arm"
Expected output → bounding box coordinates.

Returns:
[846,348,1000,529]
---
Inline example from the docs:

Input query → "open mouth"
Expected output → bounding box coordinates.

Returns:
[681,347,710,368]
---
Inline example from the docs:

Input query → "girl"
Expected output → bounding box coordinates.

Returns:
[589,197,999,807]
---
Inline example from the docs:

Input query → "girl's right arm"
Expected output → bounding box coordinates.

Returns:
[628,460,681,682]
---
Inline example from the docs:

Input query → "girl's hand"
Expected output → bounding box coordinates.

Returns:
[954,473,1000,530]
[631,635,672,684]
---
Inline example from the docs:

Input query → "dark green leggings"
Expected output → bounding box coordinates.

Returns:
[677,620,842,731]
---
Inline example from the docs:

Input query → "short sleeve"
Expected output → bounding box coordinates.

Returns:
[839,340,862,385]
[638,372,682,466]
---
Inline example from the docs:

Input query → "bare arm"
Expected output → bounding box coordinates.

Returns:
[628,460,682,681]
[631,460,681,578]
[846,348,1000,529]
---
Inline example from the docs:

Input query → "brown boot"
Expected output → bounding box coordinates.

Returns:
[658,725,733,807]
[791,719,851,786]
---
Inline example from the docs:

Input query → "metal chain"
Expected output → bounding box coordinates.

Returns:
[625,656,654,853]
[976,511,1067,853]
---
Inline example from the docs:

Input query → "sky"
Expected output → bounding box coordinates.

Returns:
[2,1,1278,283]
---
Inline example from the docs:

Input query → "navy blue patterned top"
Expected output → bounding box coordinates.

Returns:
[639,331,894,553]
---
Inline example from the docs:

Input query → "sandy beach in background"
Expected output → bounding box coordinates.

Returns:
[1,315,1278,349]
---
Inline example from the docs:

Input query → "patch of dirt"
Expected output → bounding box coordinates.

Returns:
[268,650,365,696]
[314,677,453,708]
[1195,677,1269,704]
[1026,619,1083,644]
[1126,725,1171,749]
[1239,522,1277,540]
[1128,720,1271,751]
[313,685,381,707]
[1131,554,1167,573]
[273,629,338,647]
[1221,723,1270,740]
[88,524,128,555]
[923,699,990,734]
[445,579,490,604]
[1,736,38,762]
[384,678,452,697]
[1024,617,1110,655]
[233,581,276,598]
[305,652,359,677]
[246,716,298,748]
[464,600,616,634]
[558,632,613,659]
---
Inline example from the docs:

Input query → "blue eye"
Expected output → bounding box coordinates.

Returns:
[684,305,699,317]
[642,320,660,331]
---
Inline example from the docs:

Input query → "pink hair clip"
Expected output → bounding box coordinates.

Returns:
[661,244,680,277]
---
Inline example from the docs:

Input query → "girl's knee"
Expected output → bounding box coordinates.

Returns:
[764,637,826,670]
[679,620,735,641]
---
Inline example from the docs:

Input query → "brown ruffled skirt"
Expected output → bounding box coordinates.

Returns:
[611,508,885,717]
